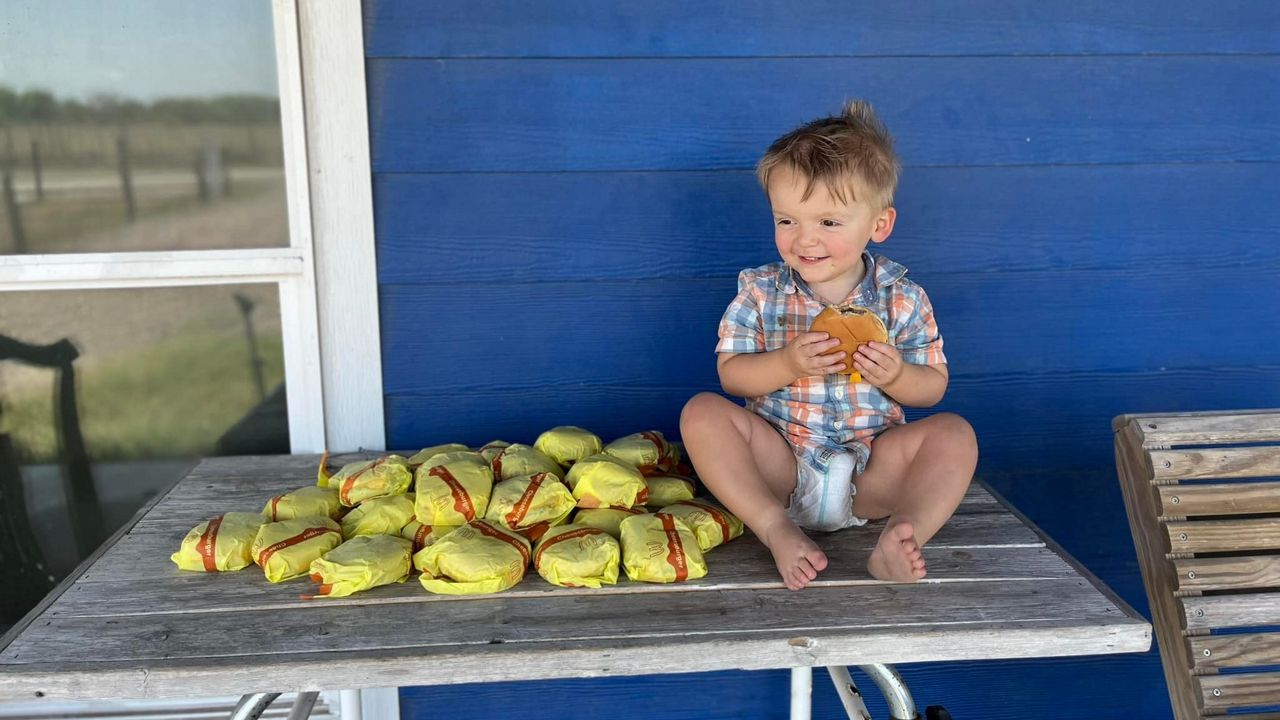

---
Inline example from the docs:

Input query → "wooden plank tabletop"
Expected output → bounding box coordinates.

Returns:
[0,453,1151,701]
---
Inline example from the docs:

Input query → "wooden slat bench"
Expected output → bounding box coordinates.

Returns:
[1115,409,1280,719]
[0,453,1150,717]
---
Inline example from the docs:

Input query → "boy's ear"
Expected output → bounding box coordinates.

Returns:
[870,206,897,244]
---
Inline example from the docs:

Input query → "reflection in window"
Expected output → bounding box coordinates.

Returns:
[0,284,288,631]
[0,1,287,254]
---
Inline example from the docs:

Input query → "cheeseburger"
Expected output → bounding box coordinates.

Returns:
[809,305,888,382]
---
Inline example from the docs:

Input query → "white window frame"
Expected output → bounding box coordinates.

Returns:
[0,0,385,454]
[0,0,396,716]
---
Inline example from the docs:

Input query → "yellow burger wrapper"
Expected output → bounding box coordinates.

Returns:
[534,524,620,588]
[659,500,745,552]
[400,520,457,553]
[533,426,603,468]
[566,454,649,509]
[321,455,413,506]
[478,440,511,464]
[644,475,697,508]
[603,431,675,475]
[491,443,565,482]
[340,492,416,539]
[407,443,470,469]
[305,535,413,599]
[415,520,531,595]
[171,512,264,572]
[415,451,493,525]
[620,513,707,584]
[251,516,343,583]
[484,472,576,541]
[262,485,342,522]
[572,506,646,540]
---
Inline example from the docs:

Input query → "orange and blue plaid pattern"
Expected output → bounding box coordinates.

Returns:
[716,252,947,468]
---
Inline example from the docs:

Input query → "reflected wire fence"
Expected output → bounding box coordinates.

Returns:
[0,121,284,254]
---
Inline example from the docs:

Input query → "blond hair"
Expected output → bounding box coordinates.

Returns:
[756,99,901,210]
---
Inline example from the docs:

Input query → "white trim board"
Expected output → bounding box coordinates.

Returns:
[297,0,387,453]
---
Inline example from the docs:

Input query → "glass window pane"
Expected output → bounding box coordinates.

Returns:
[0,283,288,632]
[0,1,287,254]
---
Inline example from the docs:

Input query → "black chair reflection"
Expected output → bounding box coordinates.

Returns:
[0,334,106,631]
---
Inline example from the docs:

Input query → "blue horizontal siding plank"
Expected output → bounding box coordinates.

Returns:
[400,652,1170,720]
[365,0,1280,58]
[385,384,697,450]
[368,57,1280,172]
[375,163,1280,283]
[378,270,1280,391]
[383,366,1280,470]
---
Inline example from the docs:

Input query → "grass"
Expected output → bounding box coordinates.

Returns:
[2,192,205,253]
[1,327,285,463]
[1,176,282,254]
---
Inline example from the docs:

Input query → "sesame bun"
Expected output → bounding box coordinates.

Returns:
[809,305,889,382]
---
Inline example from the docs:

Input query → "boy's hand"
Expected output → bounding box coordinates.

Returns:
[784,332,846,379]
[853,341,904,387]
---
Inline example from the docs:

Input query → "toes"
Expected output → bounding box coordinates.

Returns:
[810,550,830,572]
[799,560,818,581]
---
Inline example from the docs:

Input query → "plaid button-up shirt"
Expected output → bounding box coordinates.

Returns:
[716,252,947,464]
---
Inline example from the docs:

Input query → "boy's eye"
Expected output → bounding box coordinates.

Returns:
[775,219,793,226]
[821,219,842,228]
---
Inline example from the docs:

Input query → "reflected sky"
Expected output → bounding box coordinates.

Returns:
[0,0,277,101]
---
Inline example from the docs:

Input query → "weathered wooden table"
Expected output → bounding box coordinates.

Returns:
[0,453,1151,718]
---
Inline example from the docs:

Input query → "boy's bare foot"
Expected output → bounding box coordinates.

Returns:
[760,516,829,591]
[868,520,927,582]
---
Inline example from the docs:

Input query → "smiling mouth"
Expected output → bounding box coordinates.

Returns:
[798,255,828,263]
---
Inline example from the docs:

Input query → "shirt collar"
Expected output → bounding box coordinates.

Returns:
[775,251,908,302]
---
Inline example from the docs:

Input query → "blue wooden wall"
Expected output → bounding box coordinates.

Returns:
[363,2,1280,717]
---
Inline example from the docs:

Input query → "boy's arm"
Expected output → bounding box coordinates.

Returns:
[853,340,948,407]
[718,333,845,398]
[880,360,948,408]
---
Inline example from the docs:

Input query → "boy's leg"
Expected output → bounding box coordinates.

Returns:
[850,412,978,583]
[680,392,828,590]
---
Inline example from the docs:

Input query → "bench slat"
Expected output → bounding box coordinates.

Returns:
[1117,419,1203,719]
[1160,482,1280,517]
[1190,632,1280,672]
[1151,448,1280,482]
[1175,556,1280,593]
[1199,671,1280,713]
[1134,412,1280,448]
[1184,594,1280,631]
[1166,518,1280,554]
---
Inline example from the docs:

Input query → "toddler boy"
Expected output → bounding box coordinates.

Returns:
[680,100,978,590]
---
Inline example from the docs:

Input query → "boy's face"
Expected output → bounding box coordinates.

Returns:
[767,166,896,304]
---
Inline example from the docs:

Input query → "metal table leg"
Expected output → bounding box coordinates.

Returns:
[229,692,319,720]
[856,665,917,720]
[288,692,320,720]
[230,693,281,720]
[826,664,920,720]
[827,666,873,719]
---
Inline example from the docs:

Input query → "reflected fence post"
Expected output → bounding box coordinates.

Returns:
[31,139,43,203]
[234,292,267,402]
[116,129,136,222]
[1,170,26,254]
[1,125,26,253]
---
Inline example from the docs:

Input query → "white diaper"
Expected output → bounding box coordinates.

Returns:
[787,444,869,532]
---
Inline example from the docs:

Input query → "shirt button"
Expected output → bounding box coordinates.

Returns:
[835,420,844,429]
[835,387,845,399]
